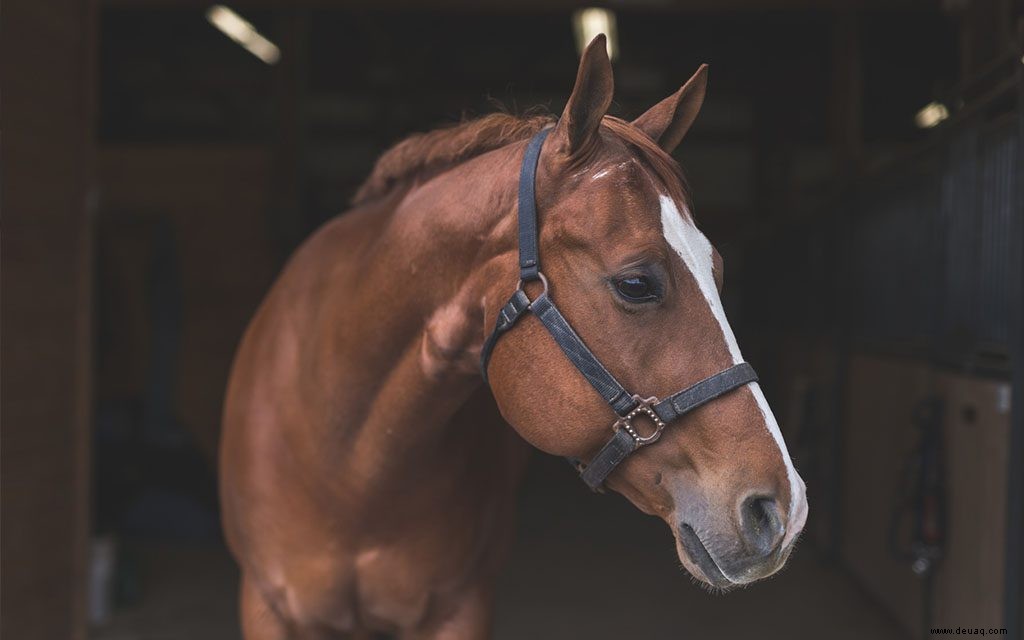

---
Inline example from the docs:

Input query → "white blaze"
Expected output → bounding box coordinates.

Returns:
[659,195,807,545]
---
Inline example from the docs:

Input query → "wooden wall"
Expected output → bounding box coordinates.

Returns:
[841,354,1012,635]
[1,1,96,638]
[936,370,1012,627]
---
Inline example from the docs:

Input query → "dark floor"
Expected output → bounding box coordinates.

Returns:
[94,455,907,640]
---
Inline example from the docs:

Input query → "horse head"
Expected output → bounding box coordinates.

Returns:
[484,36,808,590]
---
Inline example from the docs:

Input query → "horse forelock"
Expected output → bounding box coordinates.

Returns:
[599,116,692,214]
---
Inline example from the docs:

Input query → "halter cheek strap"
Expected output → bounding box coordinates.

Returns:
[480,127,758,491]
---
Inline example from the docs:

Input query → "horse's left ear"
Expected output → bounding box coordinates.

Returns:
[632,64,708,154]
[551,35,614,156]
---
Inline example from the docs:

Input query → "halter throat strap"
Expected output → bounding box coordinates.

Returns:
[480,127,759,491]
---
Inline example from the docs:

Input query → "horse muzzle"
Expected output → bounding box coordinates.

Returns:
[673,492,799,589]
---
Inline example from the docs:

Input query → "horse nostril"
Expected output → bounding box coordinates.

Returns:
[739,495,785,557]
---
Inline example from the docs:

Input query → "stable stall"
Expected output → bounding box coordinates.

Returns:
[3,1,1022,639]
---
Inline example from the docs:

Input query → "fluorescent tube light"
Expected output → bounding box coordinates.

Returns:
[206,5,281,65]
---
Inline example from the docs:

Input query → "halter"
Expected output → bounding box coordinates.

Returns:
[480,127,759,491]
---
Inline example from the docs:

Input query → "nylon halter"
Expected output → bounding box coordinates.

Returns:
[480,127,759,491]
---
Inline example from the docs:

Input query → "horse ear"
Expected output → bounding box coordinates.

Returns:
[632,64,708,154]
[551,35,614,156]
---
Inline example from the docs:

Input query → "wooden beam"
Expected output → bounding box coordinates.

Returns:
[1,0,96,638]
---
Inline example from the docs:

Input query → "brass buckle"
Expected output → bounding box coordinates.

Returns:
[614,396,664,447]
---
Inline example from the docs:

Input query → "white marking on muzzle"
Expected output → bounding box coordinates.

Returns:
[658,195,806,548]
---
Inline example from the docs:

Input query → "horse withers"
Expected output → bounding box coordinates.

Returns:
[220,35,808,639]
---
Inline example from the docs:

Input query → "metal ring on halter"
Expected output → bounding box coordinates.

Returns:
[516,272,549,303]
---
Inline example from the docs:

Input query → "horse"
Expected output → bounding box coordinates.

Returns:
[220,35,808,639]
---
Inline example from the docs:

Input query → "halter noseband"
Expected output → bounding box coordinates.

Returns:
[480,127,759,491]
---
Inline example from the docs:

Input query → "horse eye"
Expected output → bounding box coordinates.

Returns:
[614,275,659,303]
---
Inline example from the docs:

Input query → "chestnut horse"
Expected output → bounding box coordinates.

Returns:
[220,36,807,639]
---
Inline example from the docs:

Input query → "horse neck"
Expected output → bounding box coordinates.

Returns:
[308,142,525,487]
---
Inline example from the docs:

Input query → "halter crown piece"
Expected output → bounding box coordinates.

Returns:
[480,127,759,491]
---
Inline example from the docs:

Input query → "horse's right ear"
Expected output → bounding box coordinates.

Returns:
[551,35,614,156]
[632,64,708,154]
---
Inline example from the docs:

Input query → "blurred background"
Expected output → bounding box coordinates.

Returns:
[3,1,1023,638]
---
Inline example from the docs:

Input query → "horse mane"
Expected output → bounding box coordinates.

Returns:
[352,112,690,208]
[352,113,555,205]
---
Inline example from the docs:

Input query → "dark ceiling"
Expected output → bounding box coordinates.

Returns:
[99,7,957,145]
[98,6,958,235]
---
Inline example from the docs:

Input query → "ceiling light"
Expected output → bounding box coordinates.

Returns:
[573,8,618,61]
[206,5,280,65]
[914,101,950,129]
